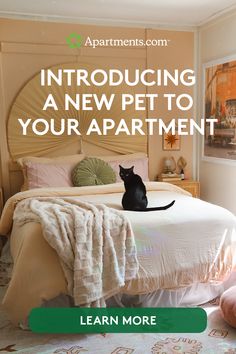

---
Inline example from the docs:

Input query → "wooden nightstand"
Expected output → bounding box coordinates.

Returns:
[165,180,200,198]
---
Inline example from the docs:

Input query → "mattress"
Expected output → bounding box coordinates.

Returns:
[0,182,236,324]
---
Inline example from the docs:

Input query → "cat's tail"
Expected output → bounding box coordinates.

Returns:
[140,200,175,211]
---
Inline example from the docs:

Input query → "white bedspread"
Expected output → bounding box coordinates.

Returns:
[1,182,236,324]
[75,186,236,291]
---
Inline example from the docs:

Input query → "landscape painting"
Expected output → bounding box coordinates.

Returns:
[204,57,236,161]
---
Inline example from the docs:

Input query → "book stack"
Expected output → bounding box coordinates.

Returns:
[158,173,182,182]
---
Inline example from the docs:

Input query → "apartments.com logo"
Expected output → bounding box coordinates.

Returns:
[66,33,170,49]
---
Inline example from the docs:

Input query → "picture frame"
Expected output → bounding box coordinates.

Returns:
[202,54,236,164]
[162,131,181,151]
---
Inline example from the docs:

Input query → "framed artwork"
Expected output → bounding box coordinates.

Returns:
[162,131,180,151]
[203,55,236,163]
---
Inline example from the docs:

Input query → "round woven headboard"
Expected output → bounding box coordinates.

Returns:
[7,62,147,160]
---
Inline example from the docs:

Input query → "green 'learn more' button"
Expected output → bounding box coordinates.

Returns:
[29,307,207,334]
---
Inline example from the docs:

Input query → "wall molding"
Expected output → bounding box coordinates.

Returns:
[0,42,146,58]
[0,12,197,31]
[198,6,236,29]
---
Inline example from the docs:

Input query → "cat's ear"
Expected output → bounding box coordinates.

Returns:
[131,166,134,170]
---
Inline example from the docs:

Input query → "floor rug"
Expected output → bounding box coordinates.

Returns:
[1,249,236,353]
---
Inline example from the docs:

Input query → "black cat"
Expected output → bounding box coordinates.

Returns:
[119,165,175,211]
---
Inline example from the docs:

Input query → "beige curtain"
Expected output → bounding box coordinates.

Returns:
[8,62,147,160]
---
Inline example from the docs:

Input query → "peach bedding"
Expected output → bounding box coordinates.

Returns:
[0,182,236,325]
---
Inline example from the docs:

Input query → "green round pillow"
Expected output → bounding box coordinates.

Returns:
[72,157,116,186]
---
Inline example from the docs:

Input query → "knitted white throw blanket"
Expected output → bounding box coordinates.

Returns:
[13,197,138,307]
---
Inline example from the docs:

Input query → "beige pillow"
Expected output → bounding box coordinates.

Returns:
[89,153,149,181]
[17,154,85,191]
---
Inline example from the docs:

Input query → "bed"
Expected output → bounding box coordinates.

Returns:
[1,179,236,326]
[1,61,235,329]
